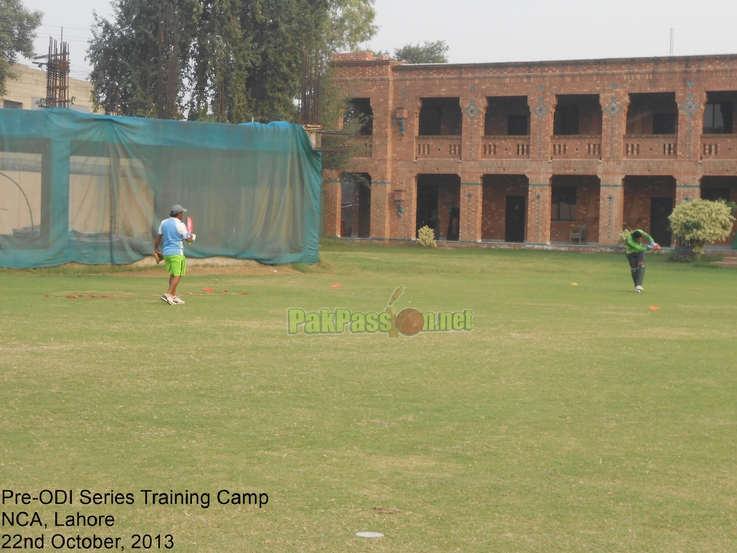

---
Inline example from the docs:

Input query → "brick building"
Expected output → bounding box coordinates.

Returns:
[323,52,737,248]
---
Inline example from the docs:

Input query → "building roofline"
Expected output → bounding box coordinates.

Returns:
[331,52,737,71]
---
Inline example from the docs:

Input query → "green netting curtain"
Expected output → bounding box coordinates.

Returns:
[0,109,322,268]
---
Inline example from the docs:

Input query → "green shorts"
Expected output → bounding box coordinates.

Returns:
[164,254,186,277]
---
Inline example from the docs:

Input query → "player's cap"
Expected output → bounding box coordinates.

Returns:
[170,204,188,216]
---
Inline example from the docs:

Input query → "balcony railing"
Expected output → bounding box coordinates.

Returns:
[624,135,677,158]
[341,132,737,161]
[550,136,601,159]
[700,134,737,158]
[415,136,462,159]
[481,136,530,158]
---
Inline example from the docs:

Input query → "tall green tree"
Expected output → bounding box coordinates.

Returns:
[238,0,307,122]
[325,0,377,52]
[187,0,254,122]
[88,1,197,117]
[0,0,42,96]
[87,0,377,123]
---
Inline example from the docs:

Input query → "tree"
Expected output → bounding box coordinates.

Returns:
[187,0,255,122]
[0,0,42,96]
[668,198,736,254]
[236,0,310,123]
[87,0,377,122]
[325,0,377,53]
[87,0,178,117]
[392,40,448,64]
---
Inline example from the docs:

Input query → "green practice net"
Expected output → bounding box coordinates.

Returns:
[0,109,322,268]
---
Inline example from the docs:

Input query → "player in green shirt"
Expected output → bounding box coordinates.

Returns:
[625,229,660,292]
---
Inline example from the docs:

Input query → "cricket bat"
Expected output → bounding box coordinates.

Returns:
[186,217,196,242]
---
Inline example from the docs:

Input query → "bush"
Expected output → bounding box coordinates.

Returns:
[417,225,437,248]
[668,199,736,254]
[617,229,631,246]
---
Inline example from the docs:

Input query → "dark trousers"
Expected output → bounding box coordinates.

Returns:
[626,252,646,286]
[626,252,645,269]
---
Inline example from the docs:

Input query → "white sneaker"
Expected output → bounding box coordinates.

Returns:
[161,293,176,305]
[172,295,185,304]
[635,286,643,293]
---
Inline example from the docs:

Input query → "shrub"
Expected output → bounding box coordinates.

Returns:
[417,225,437,248]
[668,199,735,254]
[617,229,632,246]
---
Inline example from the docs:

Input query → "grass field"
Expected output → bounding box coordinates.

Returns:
[1,241,736,552]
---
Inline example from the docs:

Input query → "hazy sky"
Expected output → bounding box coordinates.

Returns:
[20,0,737,80]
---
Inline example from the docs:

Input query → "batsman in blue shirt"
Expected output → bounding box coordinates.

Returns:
[154,204,195,305]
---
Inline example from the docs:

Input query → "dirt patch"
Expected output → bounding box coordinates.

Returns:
[713,259,737,268]
[1,258,305,277]
[115,259,299,278]
[186,265,297,276]
[112,257,299,277]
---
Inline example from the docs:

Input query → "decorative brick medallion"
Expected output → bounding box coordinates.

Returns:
[604,96,621,118]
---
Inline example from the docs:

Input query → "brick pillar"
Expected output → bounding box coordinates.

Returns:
[598,175,625,246]
[526,172,552,245]
[322,170,341,237]
[370,182,390,238]
[528,92,555,161]
[526,91,555,244]
[676,175,701,205]
[676,88,706,162]
[460,95,483,162]
[600,90,629,161]
[459,179,482,242]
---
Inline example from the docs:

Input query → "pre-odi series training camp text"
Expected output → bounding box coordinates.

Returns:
[2,488,268,550]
